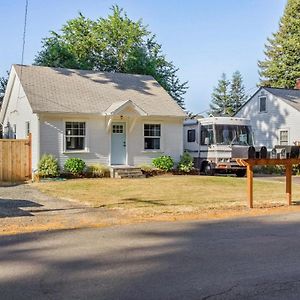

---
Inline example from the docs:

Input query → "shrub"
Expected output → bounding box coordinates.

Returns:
[152,155,174,172]
[139,164,158,177]
[64,158,86,176]
[86,164,110,178]
[253,165,284,175]
[178,152,194,173]
[38,154,60,178]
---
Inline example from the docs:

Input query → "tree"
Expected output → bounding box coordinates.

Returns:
[34,6,187,108]
[230,71,247,113]
[258,0,300,88]
[210,73,231,116]
[0,72,9,105]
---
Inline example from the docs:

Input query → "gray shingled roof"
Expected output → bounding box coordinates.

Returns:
[264,87,300,112]
[13,64,186,117]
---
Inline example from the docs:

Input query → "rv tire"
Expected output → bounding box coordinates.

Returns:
[203,162,215,176]
[236,169,246,177]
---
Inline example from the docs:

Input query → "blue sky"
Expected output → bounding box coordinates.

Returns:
[0,0,287,113]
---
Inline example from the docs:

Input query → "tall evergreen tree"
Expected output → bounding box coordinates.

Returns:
[210,73,231,116]
[258,0,300,88]
[230,71,247,113]
[34,6,187,108]
[0,72,9,106]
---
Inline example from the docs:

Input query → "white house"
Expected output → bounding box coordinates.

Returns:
[0,65,186,171]
[235,86,300,149]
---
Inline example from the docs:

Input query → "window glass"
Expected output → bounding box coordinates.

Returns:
[144,124,161,150]
[65,122,86,151]
[112,125,124,134]
[25,121,30,136]
[200,125,214,145]
[279,130,288,145]
[214,125,253,145]
[259,97,267,112]
[187,129,196,143]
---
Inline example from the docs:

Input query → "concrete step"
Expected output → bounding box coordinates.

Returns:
[111,167,144,178]
[116,174,145,179]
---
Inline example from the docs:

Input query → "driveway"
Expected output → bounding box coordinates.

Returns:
[0,184,119,234]
[2,214,300,299]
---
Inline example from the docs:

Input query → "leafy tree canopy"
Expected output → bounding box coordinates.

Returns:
[258,0,300,88]
[35,6,188,108]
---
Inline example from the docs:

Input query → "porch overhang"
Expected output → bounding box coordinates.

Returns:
[103,100,148,117]
[104,100,147,133]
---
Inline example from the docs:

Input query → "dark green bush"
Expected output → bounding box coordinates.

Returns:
[178,152,194,173]
[64,158,86,176]
[152,155,174,172]
[38,154,60,177]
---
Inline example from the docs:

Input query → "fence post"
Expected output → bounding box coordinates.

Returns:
[28,133,32,180]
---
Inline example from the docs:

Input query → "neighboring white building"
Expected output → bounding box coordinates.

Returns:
[0,65,186,171]
[235,86,300,149]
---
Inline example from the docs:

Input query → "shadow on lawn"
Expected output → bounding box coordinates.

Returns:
[119,198,168,206]
[2,214,300,299]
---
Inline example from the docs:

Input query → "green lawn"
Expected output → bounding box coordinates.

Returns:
[34,176,300,217]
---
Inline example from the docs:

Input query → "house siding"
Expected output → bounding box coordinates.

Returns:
[236,89,300,148]
[39,114,184,168]
[40,115,109,168]
[2,71,39,170]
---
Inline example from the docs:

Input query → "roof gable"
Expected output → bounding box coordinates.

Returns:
[235,86,300,115]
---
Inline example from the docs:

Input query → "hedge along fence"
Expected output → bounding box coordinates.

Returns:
[0,134,32,182]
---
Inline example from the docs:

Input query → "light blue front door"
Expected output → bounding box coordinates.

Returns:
[111,122,126,165]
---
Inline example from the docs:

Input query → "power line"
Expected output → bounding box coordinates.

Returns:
[21,0,29,66]
[16,0,29,104]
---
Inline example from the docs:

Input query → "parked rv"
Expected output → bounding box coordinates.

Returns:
[184,117,254,177]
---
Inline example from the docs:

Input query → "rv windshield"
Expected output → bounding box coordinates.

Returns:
[215,125,253,146]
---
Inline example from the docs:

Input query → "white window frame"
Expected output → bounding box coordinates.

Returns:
[25,121,30,137]
[279,129,289,146]
[259,96,267,113]
[143,122,163,152]
[63,120,89,153]
[13,124,16,139]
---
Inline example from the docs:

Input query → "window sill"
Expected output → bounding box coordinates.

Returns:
[142,150,164,153]
[63,150,90,154]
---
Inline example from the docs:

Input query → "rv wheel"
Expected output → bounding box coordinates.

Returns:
[236,169,246,177]
[203,163,215,176]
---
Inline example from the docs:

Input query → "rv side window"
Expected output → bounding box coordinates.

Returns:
[200,125,214,145]
[187,129,196,143]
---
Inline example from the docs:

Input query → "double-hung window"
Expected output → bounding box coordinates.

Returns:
[65,122,86,151]
[144,124,161,150]
[279,130,289,145]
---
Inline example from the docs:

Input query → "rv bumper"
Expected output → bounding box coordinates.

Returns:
[215,161,246,171]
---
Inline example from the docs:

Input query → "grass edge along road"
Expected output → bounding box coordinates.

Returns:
[35,175,300,216]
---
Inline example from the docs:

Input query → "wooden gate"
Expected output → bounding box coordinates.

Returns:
[0,135,32,182]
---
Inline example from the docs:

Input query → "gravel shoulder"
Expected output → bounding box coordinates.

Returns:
[0,183,123,235]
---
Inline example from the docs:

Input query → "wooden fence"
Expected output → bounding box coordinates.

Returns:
[0,134,32,182]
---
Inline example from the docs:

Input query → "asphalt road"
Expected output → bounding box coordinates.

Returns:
[2,214,300,300]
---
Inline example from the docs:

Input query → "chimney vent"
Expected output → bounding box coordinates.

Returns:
[295,78,300,89]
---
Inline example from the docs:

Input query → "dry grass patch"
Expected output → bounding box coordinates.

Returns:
[34,176,300,218]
